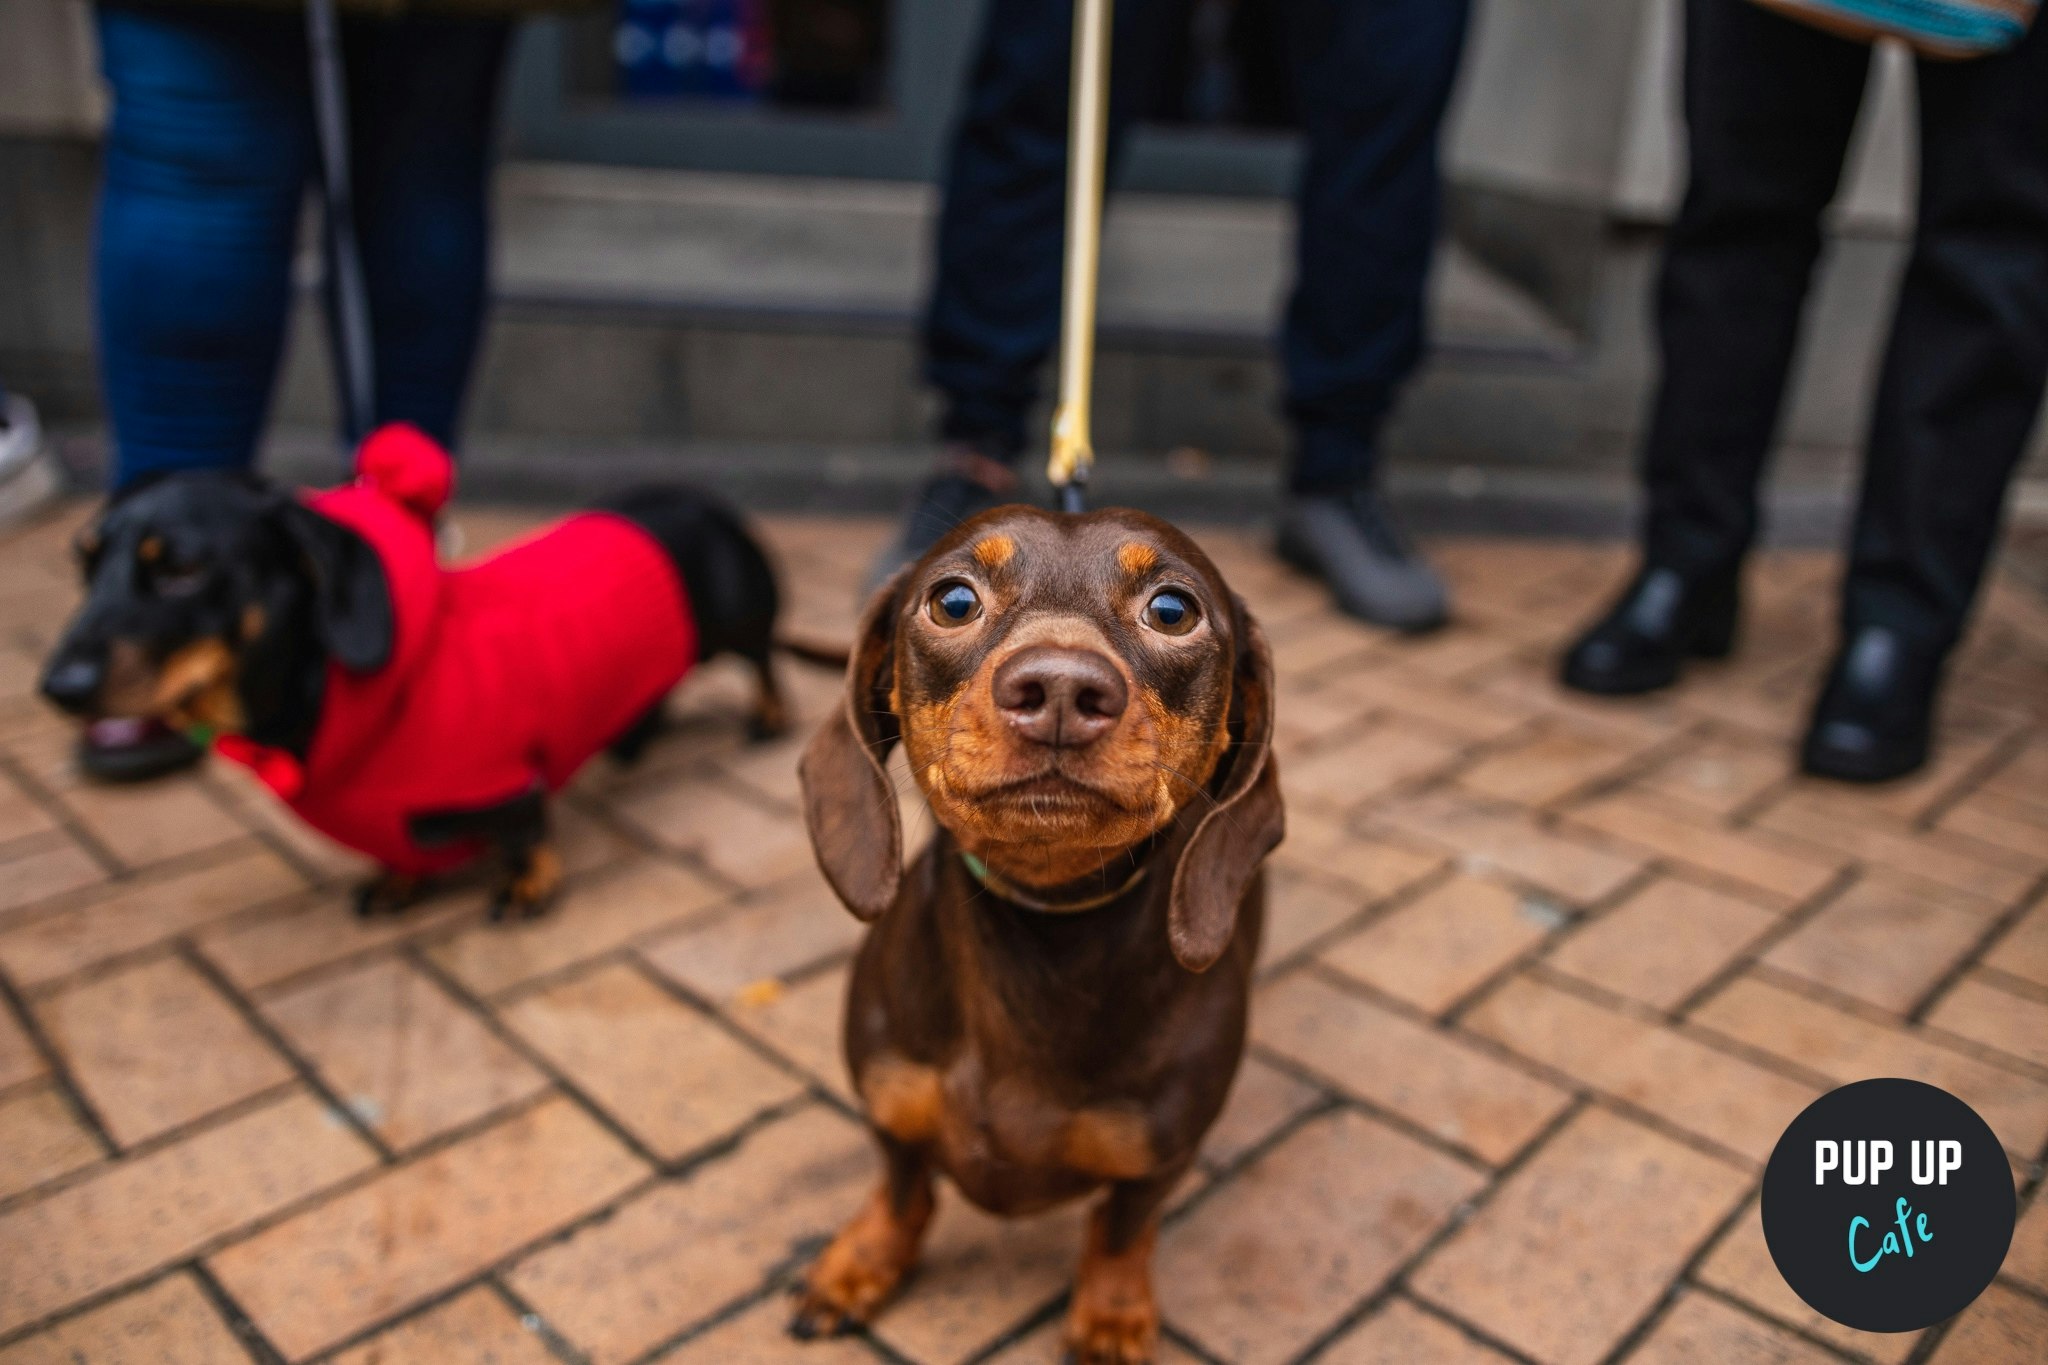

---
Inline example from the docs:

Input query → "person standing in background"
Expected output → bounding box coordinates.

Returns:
[1561,0,2048,782]
[870,0,1474,635]
[81,0,566,780]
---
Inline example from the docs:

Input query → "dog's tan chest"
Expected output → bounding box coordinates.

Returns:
[859,1051,1155,1205]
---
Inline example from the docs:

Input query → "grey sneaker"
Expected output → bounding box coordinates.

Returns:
[1276,485,1449,633]
[0,391,62,529]
[863,446,1018,597]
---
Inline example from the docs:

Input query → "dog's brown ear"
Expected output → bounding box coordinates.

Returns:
[1169,600,1284,972]
[799,572,907,921]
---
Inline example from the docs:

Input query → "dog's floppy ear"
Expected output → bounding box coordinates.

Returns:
[273,501,393,673]
[1169,599,1284,972]
[800,571,907,921]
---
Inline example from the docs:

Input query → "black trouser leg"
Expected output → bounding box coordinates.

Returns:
[920,0,1175,459]
[1279,0,1471,493]
[1843,20,2048,652]
[1642,0,1870,578]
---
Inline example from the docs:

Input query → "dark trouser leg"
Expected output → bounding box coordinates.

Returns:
[1279,0,1470,493]
[1641,0,1870,577]
[92,1,314,488]
[342,13,511,450]
[1843,20,2048,652]
[921,0,1175,460]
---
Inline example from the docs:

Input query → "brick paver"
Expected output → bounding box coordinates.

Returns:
[1410,1107,1751,1365]
[327,1286,562,1365]
[0,1083,102,1202]
[0,506,2042,1362]
[1320,873,1559,1015]
[1542,874,1778,1011]
[0,1273,247,1365]
[262,955,551,1150]
[33,954,294,1148]
[1159,1109,1485,1365]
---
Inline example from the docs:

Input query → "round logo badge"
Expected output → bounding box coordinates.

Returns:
[1762,1078,2015,1333]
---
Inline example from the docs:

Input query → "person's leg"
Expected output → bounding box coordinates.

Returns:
[87,1,312,781]
[921,0,1175,460]
[93,0,314,488]
[1563,0,1869,693]
[339,11,512,449]
[1842,27,2048,653]
[871,0,1175,588]
[1269,0,1469,632]
[1640,0,1869,578]
[1277,0,1468,495]
[1806,18,2048,780]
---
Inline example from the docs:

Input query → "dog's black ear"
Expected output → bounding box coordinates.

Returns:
[273,501,393,673]
[799,570,907,921]
[1169,598,1284,972]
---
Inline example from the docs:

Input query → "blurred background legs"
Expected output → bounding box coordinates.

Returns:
[84,0,510,780]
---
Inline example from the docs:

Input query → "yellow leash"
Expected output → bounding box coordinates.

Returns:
[1047,0,1113,515]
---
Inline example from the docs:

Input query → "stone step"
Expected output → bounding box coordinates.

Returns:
[273,162,1589,469]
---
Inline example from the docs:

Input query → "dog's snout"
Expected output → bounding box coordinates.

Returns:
[992,646,1128,748]
[40,655,104,715]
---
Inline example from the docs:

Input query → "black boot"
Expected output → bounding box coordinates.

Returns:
[1800,626,1942,783]
[1560,565,1739,695]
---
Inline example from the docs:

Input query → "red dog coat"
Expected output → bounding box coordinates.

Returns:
[216,425,696,874]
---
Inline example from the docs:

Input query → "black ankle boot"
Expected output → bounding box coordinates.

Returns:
[1800,626,1942,783]
[1560,566,1739,696]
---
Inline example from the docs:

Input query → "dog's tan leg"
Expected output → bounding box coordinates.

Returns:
[491,840,562,921]
[1065,1171,1181,1365]
[748,654,789,741]
[790,1139,933,1339]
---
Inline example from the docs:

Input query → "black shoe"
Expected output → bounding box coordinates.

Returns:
[864,449,1017,596]
[76,717,205,784]
[1560,565,1739,695]
[1800,626,1941,783]
[1275,484,1449,633]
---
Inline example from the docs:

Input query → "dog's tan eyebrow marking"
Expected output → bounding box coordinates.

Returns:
[1116,542,1157,577]
[972,535,1016,571]
[138,535,163,564]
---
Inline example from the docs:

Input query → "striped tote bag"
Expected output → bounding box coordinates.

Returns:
[1750,0,2036,57]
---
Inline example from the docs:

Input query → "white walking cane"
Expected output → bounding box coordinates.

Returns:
[1047,0,1113,515]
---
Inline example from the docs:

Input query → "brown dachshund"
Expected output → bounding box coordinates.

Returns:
[793,506,1283,1363]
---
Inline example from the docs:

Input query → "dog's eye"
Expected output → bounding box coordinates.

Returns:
[1143,590,1198,636]
[928,582,982,627]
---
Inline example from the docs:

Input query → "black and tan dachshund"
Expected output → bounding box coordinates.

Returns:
[40,466,821,918]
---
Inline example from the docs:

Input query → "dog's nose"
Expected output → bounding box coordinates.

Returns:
[40,657,104,715]
[992,646,1128,748]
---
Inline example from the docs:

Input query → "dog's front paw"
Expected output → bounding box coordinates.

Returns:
[353,872,423,918]
[1064,1210,1159,1365]
[489,845,562,922]
[1063,1283,1158,1365]
[788,1187,930,1340]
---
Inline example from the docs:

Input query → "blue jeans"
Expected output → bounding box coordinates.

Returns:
[94,1,511,488]
[923,0,1471,492]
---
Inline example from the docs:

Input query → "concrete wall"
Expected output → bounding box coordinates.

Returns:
[1448,0,1915,229]
[0,0,102,136]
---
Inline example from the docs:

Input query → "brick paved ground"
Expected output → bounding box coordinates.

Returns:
[0,502,2044,1364]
